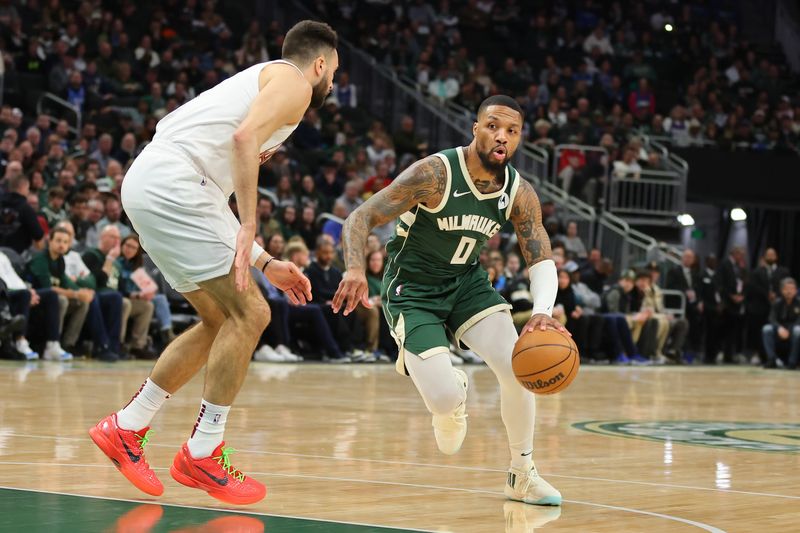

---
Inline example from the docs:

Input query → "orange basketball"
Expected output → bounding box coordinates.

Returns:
[512,329,580,395]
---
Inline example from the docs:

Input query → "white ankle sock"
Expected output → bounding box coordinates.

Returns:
[510,445,534,471]
[187,400,230,459]
[116,378,171,431]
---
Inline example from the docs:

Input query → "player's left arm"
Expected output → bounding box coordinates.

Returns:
[509,179,568,335]
[230,71,312,292]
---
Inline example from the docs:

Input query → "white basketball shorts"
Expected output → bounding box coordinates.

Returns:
[121,140,262,293]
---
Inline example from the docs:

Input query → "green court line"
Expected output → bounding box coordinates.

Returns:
[0,487,430,533]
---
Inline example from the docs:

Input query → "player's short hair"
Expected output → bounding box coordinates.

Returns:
[477,95,523,121]
[282,20,338,65]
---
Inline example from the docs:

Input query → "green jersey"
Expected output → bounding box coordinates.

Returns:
[385,146,520,284]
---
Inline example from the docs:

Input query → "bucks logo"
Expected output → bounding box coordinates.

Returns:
[574,421,800,453]
[498,192,510,210]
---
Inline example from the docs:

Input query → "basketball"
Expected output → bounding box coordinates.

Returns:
[512,329,580,395]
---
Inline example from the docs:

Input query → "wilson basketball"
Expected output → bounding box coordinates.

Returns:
[512,329,579,395]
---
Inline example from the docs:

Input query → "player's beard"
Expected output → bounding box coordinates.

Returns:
[309,76,330,109]
[477,145,509,180]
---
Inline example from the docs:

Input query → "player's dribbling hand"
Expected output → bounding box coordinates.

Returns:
[522,313,571,336]
[234,224,256,292]
[264,260,313,305]
[332,268,371,316]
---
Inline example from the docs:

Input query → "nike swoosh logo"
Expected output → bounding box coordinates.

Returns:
[121,440,141,464]
[453,190,471,198]
[521,450,533,456]
[197,465,229,486]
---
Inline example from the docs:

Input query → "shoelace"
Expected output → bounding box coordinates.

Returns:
[517,465,539,495]
[213,446,246,482]
[132,429,153,468]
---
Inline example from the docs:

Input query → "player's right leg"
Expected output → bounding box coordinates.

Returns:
[89,289,225,497]
[404,347,468,455]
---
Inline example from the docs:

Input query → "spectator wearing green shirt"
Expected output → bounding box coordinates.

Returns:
[25,227,119,362]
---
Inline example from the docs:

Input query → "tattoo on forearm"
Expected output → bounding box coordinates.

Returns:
[342,156,447,270]
[510,180,552,267]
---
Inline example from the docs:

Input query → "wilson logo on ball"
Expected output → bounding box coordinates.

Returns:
[522,372,565,391]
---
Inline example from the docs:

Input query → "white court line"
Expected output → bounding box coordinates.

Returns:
[6,431,800,501]
[0,484,434,533]
[0,463,726,533]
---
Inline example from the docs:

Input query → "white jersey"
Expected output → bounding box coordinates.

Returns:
[152,59,303,197]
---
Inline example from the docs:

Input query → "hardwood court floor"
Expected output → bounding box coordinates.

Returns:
[0,360,798,532]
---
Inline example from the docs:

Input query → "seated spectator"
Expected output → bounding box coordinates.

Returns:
[265,233,285,259]
[562,221,587,259]
[612,145,642,179]
[0,174,45,254]
[297,175,325,211]
[257,196,282,241]
[322,201,348,246]
[331,71,357,108]
[56,220,125,360]
[366,135,396,168]
[566,261,605,360]
[364,249,396,360]
[639,265,689,363]
[97,197,131,239]
[555,268,596,362]
[0,249,66,360]
[83,198,106,249]
[762,277,800,369]
[279,205,299,241]
[26,227,119,361]
[297,205,319,251]
[116,234,175,346]
[83,226,156,359]
[40,186,68,230]
[68,194,92,246]
[336,180,364,215]
[363,162,393,200]
[305,239,358,361]
[427,66,460,102]
[601,270,652,364]
[393,116,428,160]
[273,175,298,210]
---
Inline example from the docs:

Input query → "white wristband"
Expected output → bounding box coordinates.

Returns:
[529,259,557,317]
[250,241,265,266]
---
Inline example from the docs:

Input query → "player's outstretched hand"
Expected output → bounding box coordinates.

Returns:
[234,224,256,292]
[264,260,313,305]
[332,268,372,316]
[521,313,571,336]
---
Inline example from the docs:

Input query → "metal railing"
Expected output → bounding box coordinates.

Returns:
[596,211,659,273]
[608,170,683,219]
[37,92,81,137]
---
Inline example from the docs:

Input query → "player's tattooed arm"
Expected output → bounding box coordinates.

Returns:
[342,155,447,270]
[509,179,552,267]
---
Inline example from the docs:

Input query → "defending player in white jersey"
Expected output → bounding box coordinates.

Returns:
[89,21,338,505]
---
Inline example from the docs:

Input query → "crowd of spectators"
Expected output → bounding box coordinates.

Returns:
[0,2,795,368]
[312,0,800,156]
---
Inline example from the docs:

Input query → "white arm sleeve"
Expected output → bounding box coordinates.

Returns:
[529,259,558,317]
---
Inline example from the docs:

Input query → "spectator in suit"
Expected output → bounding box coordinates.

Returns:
[700,254,723,363]
[716,246,747,363]
[762,278,800,369]
[746,248,791,363]
[665,249,703,358]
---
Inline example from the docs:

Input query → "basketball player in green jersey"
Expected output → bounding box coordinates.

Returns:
[333,95,566,506]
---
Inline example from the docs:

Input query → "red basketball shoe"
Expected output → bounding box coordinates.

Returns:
[170,442,266,505]
[89,414,164,496]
